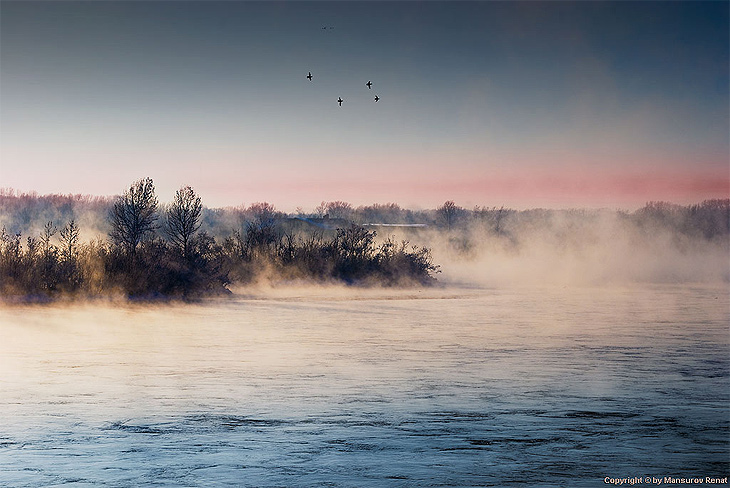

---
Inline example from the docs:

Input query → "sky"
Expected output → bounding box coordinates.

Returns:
[1,1,728,211]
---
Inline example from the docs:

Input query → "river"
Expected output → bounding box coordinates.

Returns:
[1,284,728,487]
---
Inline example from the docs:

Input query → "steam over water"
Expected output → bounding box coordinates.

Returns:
[1,285,728,486]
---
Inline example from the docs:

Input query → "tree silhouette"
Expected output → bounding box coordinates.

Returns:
[437,200,459,230]
[166,186,202,259]
[315,201,353,220]
[59,219,79,263]
[109,177,158,255]
[247,202,278,225]
[40,220,57,256]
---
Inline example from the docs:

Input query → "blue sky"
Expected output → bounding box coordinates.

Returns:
[1,1,728,210]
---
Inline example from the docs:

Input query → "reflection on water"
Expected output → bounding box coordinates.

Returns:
[1,285,728,486]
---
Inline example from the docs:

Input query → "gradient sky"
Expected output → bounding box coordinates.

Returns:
[1,1,728,210]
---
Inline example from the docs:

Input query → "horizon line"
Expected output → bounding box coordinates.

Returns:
[1,187,728,214]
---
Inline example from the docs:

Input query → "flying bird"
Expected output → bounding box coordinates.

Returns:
[366,81,372,89]
[374,95,379,102]
[307,72,312,81]
[337,97,343,106]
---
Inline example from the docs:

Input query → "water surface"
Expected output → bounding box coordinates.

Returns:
[1,285,728,486]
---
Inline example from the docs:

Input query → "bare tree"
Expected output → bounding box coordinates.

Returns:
[316,201,353,220]
[110,177,158,255]
[40,221,57,257]
[166,185,202,259]
[59,219,80,262]
[437,200,459,230]
[315,201,328,218]
[247,202,278,225]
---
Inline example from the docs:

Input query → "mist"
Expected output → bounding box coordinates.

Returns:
[412,206,730,287]
[1,187,728,301]
[2,190,728,486]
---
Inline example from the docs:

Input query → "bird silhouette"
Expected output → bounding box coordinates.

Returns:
[307,72,312,81]
[374,95,379,102]
[337,97,343,106]
[366,81,372,89]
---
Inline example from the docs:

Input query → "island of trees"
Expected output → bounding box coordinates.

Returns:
[0,178,439,301]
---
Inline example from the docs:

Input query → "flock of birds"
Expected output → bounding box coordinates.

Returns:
[306,71,379,106]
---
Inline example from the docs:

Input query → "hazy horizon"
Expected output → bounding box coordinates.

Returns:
[4,185,728,214]
[1,1,728,210]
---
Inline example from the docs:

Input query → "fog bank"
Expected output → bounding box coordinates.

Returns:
[392,207,729,287]
[1,189,727,298]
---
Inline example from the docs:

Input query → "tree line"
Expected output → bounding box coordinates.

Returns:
[2,180,727,301]
[0,179,439,301]
[4,187,725,241]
